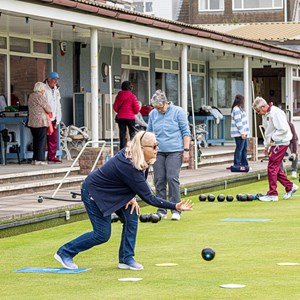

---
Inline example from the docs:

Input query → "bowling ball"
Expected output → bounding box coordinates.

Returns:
[111,214,120,223]
[246,194,254,201]
[201,247,215,261]
[139,214,150,223]
[207,194,215,202]
[150,214,160,223]
[236,194,242,201]
[199,194,206,201]
[226,195,234,202]
[240,194,248,201]
[217,194,225,202]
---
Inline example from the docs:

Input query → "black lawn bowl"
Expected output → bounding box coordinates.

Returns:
[150,214,160,223]
[139,214,151,223]
[111,214,120,223]
[201,247,215,261]
[226,195,234,202]
[217,194,225,202]
[207,194,215,202]
[236,194,242,201]
[239,194,248,201]
[199,194,207,201]
[246,194,254,201]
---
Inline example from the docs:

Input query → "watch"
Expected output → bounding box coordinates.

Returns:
[184,148,190,152]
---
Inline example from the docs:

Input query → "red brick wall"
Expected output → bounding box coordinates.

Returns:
[190,0,295,24]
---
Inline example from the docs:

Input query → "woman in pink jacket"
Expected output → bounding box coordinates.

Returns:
[113,81,140,149]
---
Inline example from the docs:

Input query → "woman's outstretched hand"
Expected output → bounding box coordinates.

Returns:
[175,199,193,211]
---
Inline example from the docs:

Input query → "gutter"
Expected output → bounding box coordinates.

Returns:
[35,0,300,59]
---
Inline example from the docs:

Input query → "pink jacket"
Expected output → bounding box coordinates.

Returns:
[113,90,140,120]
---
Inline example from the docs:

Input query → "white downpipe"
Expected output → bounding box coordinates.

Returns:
[91,28,99,147]
[189,74,197,170]
[181,45,188,112]
[109,65,114,157]
[284,0,287,23]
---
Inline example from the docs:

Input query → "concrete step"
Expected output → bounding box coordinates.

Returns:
[0,175,85,197]
[0,166,81,185]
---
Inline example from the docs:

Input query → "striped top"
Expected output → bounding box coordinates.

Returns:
[230,106,250,137]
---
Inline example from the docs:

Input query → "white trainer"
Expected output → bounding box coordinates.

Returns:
[157,212,167,220]
[171,213,180,221]
[283,184,299,200]
[258,195,278,202]
[292,171,297,179]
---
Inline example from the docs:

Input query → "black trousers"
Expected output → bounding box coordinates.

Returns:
[117,119,136,150]
[30,127,47,161]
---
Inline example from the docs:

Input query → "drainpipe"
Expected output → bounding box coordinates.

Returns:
[284,0,287,22]
[181,44,188,112]
[91,28,99,146]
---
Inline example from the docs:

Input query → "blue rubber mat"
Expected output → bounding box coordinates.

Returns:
[221,218,271,222]
[14,267,91,274]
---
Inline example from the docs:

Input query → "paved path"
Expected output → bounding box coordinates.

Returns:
[0,145,295,221]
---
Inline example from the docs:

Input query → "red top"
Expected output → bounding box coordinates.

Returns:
[113,90,140,120]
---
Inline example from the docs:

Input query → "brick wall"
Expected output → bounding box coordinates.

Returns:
[190,0,292,24]
[79,147,111,175]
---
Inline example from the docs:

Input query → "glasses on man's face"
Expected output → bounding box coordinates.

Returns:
[143,144,159,150]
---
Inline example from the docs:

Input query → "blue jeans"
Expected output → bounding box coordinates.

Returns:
[57,182,139,264]
[153,152,182,215]
[234,137,248,166]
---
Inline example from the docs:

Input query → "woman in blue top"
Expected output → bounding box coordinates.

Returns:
[147,90,191,221]
[54,130,193,271]
[230,94,250,167]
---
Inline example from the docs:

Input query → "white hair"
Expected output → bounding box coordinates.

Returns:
[33,82,46,93]
[253,96,268,110]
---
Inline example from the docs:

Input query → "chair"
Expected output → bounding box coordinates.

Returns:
[67,125,90,153]
[59,123,90,160]
[195,123,208,148]
[60,123,73,161]
[0,128,20,165]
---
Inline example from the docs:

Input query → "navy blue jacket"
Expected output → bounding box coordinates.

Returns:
[85,149,176,216]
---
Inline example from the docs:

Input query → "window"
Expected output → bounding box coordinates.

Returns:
[10,37,30,53]
[233,0,283,10]
[145,2,153,12]
[134,2,144,13]
[199,0,224,11]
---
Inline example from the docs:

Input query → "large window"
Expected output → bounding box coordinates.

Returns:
[233,0,283,10]
[199,0,224,11]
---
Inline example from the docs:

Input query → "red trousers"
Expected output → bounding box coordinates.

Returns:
[267,145,293,196]
[47,120,58,161]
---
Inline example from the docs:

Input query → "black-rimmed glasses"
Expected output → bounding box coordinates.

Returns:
[143,144,159,150]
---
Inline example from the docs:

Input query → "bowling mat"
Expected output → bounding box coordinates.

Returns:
[14,267,91,274]
[220,218,271,222]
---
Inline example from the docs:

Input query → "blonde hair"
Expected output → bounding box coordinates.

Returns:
[253,96,267,110]
[33,82,46,93]
[125,131,156,170]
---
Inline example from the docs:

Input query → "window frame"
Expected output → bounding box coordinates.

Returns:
[198,0,224,12]
[232,0,283,11]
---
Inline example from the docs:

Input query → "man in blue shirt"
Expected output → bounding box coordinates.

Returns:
[147,90,191,221]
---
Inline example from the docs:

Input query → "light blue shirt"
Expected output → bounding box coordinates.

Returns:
[147,103,190,152]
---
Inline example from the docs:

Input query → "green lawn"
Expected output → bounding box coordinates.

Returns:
[2,178,300,299]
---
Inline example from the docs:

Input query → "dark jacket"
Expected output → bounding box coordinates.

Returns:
[85,149,176,216]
